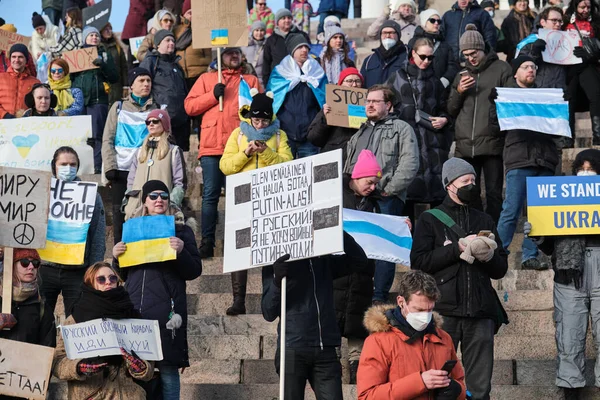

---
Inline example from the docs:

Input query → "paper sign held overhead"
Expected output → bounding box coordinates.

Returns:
[538,29,582,65]
[325,84,368,129]
[62,47,100,73]
[82,0,112,31]
[191,0,249,48]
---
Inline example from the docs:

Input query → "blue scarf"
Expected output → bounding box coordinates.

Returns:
[240,119,281,142]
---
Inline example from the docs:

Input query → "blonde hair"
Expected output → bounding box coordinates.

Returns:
[138,131,170,163]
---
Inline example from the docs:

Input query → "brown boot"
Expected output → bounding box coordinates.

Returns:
[226,271,247,315]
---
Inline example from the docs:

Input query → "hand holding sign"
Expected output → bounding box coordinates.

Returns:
[538,29,582,65]
[325,85,368,128]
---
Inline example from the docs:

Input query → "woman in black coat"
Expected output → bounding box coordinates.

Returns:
[499,0,537,62]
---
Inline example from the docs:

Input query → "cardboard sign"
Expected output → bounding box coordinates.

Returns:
[191,0,249,49]
[61,47,99,73]
[0,30,30,53]
[61,318,163,361]
[0,116,94,174]
[325,84,368,129]
[527,175,600,236]
[129,35,145,61]
[0,338,54,400]
[0,167,50,249]
[83,0,112,31]
[37,178,97,265]
[538,29,582,65]
[223,150,344,273]
[119,215,177,268]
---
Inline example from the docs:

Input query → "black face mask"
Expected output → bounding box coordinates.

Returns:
[454,183,478,204]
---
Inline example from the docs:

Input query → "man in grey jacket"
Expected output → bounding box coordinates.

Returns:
[345,84,419,304]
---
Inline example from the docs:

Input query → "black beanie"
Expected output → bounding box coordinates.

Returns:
[142,180,170,202]
[250,91,274,120]
[32,12,46,29]
[286,33,310,56]
[128,67,151,86]
[9,43,29,62]
[511,54,536,75]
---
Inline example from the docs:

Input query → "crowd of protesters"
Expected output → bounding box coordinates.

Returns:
[0,0,599,398]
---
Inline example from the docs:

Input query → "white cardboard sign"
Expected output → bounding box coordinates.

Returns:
[539,29,582,65]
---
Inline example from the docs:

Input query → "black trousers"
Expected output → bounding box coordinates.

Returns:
[247,0,253,12]
[459,155,504,224]
[443,316,495,400]
[275,347,343,400]
[110,171,129,245]
[39,266,87,316]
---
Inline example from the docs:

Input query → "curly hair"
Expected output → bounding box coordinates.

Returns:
[572,149,600,175]
[397,270,441,302]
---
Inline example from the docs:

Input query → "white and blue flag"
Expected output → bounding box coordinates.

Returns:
[495,87,571,138]
[114,109,153,171]
[343,208,412,266]
[239,76,253,109]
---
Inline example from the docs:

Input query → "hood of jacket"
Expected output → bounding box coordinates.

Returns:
[412,25,444,42]
[274,25,301,39]
[364,304,443,334]
[33,15,58,40]
[208,60,255,75]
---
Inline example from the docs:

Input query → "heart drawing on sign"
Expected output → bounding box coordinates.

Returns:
[12,134,40,158]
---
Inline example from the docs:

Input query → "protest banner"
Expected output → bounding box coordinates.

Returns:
[0,338,53,400]
[61,47,99,73]
[119,215,177,268]
[191,0,249,49]
[129,36,145,62]
[82,0,112,31]
[37,178,97,265]
[538,29,582,65]
[223,150,344,273]
[60,318,163,361]
[0,30,30,53]
[325,84,368,129]
[0,115,94,174]
[527,175,600,236]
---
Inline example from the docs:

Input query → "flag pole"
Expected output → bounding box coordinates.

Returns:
[217,47,224,112]
[279,276,287,399]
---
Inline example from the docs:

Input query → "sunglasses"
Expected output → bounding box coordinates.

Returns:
[50,68,64,74]
[428,18,441,24]
[96,275,119,285]
[145,119,161,126]
[17,258,41,269]
[416,53,435,61]
[148,192,169,201]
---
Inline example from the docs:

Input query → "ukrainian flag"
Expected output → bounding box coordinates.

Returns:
[211,29,229,46]
[119,215,177,268]
[348,104,366,128]
[38,220,88,265]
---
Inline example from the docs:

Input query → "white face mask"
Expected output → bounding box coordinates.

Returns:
[577,170,597,176]
[487,10,495,17]
[57,165,77,181]
[382,38,397,50]
[405,310,433,331]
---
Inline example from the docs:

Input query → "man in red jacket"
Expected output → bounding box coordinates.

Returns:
[0,44,40,119]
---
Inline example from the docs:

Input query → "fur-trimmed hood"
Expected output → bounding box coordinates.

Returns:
[363,304,443,334]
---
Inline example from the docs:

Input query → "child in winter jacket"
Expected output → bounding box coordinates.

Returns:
[291,0,316,34]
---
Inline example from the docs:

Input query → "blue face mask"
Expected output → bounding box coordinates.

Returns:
[57,165,77,181]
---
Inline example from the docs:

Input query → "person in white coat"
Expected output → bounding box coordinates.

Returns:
[31,12,59,62]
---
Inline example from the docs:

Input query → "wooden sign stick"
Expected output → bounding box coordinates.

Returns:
[217,47,224,112]
[2,247,13,315]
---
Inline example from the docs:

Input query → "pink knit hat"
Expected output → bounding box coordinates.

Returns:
[352,150,382,179]
[146,109,171,134]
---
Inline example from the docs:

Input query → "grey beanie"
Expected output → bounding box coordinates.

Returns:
[459,24,485,52]
[154,29,175,46]
[251,20,267,33]
[82,26,100,44]
[325,25,345,47]
[442,158,477,188]
[286,33,310,56]
[275,8,292,23]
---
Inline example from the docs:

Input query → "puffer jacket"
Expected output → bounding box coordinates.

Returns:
[261,232,369,349]
[357,305,466,400]
[307,109,358,162]
[185,65,260,158]
[124,209,202,367]
[517,27,567,89]
[103,36,129,106]
[219,106,293,175]
[0,67,40,118]
[442,1,498,58]
[262,26,310,85]
[408,26,460,88]
[489,79,559,173]
[411,196,509,324]
[31,15,59,61]
[72,45,119,107]
[366,11,418,45]
[447,51,512,158]
[140,50,188,127]
[344,115,419,201]
[499,9,536,62]
[387,62,452,203]
[174,20,212,79]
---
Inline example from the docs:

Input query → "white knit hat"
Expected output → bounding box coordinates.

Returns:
[419,9,441,28]
[391,0,416,12]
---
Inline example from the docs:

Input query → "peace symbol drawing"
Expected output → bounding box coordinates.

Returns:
[13,223,35,246]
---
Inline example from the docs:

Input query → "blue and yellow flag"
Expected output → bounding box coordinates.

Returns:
[119,215,177,268]
[211,29,229,46]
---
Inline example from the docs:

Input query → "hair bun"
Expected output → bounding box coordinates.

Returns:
[465,23,478,31]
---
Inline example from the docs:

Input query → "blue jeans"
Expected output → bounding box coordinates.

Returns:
[318,12,346,34]
[497,167,554,262]
[160,366,180,400]
[43,7,61,26]
[200,156,225,244]
[288,139,319,159]
[373,196,405,302]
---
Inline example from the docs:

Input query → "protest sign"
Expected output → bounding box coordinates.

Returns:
[0,115,94,174]
[191,0,249,48]
[223,150,344,273]
[0,167,50,249]
[61,47,99,73]
[538,29,582,65]
[0,30,30,53]
[119,215,177,268]
[60,318,163,361]
[527,175,600,236]
[325,84,368,129]
[129,36,145,62]
[0,338,53,400]
[82,0,112,31]
[37,178,97,265]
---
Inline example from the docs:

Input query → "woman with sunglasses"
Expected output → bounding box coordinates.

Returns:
[386,37,453,219]
[408,9,459,90]
[22,83,58,117]
[53,262,153,399]
[113,180,202,400]
[320,24,355,84]
[47,58,84,116]
[498,0,536,62]
[137,9,177,62]
[123,109,186,220]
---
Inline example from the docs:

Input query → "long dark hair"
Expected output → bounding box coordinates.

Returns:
[563,0,600,29]
[65,7,83,29]
[324,35,353,66]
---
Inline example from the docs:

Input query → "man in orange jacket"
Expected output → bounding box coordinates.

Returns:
[184,47,260,258]
[0,44,40,119]
[357,270,466,400]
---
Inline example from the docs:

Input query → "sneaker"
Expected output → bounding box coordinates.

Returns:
[199,242,214,259]
[563,387,581,400]
[521,258,548,270]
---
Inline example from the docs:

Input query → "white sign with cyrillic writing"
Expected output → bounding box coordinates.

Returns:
[60,318,163,361]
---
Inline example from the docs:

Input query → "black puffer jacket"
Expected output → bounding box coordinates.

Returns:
[262,232,369,348]
[499,9,536,62]
[124,220,202,368]
[407,27,460,88]
[387,62,452,203]
[0,295,55,348]
[411,196,508,327]
[307,109,358,162]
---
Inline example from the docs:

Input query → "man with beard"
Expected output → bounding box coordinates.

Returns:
[360,21,408,88]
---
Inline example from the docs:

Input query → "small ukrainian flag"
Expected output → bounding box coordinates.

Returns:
[119,215,177,268]
[211,29,229,46]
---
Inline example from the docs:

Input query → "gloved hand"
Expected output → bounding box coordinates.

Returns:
[92,57,103,66]
[531,38,547,55]
[573,46,597,63]
[3,113,15,119]
[273,254,291,288]
[563,89,571,102]
[0,313,17,330]
[488,87,498,104]
[105,169,118,181]
[524,221,532,236]
[383,3,391,16]
[77,359,108,375]
[121,348,147,375]
[86,138,95,147]
[213,83,225,101]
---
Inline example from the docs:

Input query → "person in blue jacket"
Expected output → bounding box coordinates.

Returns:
[360,20,408,89]
[442,0,497,60]
[317,0,349,34]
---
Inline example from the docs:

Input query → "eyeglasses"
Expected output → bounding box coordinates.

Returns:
[463,50,479,59]
[343,79,362,85]
[416,53,435,61]
[366,99,386,104]
[145,119,161,126]
[257,2,266,4]
[519,64,538,70]
[17,258,41,269]
[251,117,271,127]
[96,275,119,285]
[545,18,563,25]
[50,68,64,74]
[428,18,441,24]
[148,192,169,201]
[381,30,398,38]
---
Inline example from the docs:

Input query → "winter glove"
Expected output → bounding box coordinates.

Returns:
[77,360,108,375]
[488,87,498,104]
[86,138,95,147]
[3,113,15,119]
[573,46,598,63]
[383,3,391,16]
[524,220,545,244]
[120,348,147,375]
[563,89,571,102]
[213,83,226,101]
[531,38,547,55]
[524,221,532,236]
[105,169,118,181]
[92,57,103,66]
[273,254,291,288]
[459,234,497,264]
[0,313,17,330]
[434,378,463,400]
